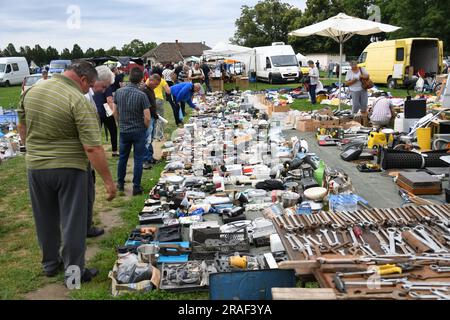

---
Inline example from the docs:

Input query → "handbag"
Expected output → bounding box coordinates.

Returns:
[360,68,374,90]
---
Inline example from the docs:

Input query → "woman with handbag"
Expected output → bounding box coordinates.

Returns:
[345,61,373,126]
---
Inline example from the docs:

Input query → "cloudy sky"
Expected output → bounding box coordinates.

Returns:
[0,0,306,51]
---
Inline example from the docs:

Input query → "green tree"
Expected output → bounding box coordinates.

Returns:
[84,48,95,58]
[60,48,72,60]
[94,48,106,56]
[71,44,84,59]
[30,45,47,66]
[2,43,18,56]
[46,46,60,62]
[121,39,157,56]
[106,46,121,56]
[231,0,302,47]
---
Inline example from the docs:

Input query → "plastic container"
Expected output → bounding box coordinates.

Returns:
[282,192,300,208]
[417,127,432,151]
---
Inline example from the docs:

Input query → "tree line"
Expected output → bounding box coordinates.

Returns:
[0,39,157,66]
[231,0,450,57]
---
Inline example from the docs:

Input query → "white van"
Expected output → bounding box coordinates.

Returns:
[252,43,300,84]
[0,57,30,87]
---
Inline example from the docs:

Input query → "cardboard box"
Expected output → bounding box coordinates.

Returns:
[109,262,160,297]
[272,104,290,113]
[236,77,249,90]
[296,120,315,132]
[210,79,224,92]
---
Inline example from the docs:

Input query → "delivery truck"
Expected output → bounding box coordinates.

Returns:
[357,38,444,89]
[251,43,300,84]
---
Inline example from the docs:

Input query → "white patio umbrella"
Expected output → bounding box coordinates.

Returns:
[289,13,400,109]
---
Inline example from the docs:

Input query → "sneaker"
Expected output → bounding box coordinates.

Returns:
[81,268,99,283]
[112,152,120,158]
[133,186,144,196]
[143,161,153,170]
[149,158,159,165]
[117,184,125,192]
[87,226,105,238]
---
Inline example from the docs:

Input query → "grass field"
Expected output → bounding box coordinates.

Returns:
[0,81,416,299]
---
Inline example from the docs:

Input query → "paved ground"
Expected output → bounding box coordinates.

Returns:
[284,130,447,209]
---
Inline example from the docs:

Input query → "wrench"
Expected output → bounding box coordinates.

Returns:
[431,265,450,273]
[320,229,334,247]
[290,234,309,260]
[431,289,450,300]
[284,234,299,251]
[387,228,397,254]
[393,231,414,255]
[370,229,390,255]
[409,292,441,300]
[362,243,378,256]
[348,227,359,246]
[306,235,322,246]
[413,226,447,253]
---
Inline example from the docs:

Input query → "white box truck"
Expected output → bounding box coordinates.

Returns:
[0,57,30,87]
[252,43,300,84]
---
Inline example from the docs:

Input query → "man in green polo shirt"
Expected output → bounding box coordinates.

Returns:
[18,60,116,286]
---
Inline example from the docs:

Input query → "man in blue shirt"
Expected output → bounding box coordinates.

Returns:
[170,82,202,126]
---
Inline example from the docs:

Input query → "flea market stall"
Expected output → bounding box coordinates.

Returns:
[107,88,450,300]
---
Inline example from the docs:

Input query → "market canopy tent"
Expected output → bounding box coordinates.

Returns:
[289,13,400,109]
[203,42,253,57]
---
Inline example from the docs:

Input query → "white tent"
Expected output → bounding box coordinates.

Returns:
[203,42,253,57]
[289,13,400,108]
[296,53,308,67]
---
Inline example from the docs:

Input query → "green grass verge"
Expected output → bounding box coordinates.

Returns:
[0,86,22,109]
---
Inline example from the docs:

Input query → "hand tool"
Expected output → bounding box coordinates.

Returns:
[413,226,447,253]
[431,265,450,273]
[430,289,450,300]
[320,229,334,247]
[290,234,309,260]
[348,227,359,246]
[409,292,441,300]
[337,264,403,278]
[402,229,434,254]
[340,290,408,300]
[306,234,322,246]
[370,229,390,255]
[387,228,397,254]
[284,234,299,251]
[334,276,403,293]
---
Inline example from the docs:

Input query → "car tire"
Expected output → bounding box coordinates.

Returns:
[387,78,397,89]
[4,81,10,87]
[269,74,273,85]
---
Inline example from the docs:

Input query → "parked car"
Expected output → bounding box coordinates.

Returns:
[0,57,30,87]
[21,74,52,94]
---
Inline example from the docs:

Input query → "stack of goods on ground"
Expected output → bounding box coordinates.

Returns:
[0,107,22,162]
[108,91,450,300]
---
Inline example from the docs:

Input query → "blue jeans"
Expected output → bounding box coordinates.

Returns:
[144,118,157,162]
[117,130,146,189]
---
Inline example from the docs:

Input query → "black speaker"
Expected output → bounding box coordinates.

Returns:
[404,99,426,119]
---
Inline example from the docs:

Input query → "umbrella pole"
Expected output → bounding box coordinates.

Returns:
[339,41,343,111]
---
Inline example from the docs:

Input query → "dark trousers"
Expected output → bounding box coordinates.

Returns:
[309,84,317,105]
[204,77,212,92]
[117,130,146,189]
[87,164,95,231]
[101,116,118,153]
[28,168,88,275]
[171,100,186,125]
